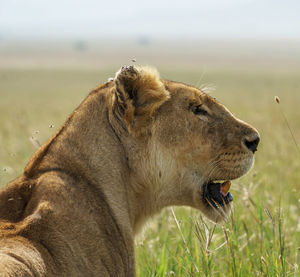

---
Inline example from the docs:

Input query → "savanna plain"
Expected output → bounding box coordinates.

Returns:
[0,41,300,276]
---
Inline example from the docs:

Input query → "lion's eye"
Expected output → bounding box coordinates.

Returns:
[192,105,208,116]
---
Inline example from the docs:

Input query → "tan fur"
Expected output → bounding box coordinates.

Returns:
[0,66,259,276]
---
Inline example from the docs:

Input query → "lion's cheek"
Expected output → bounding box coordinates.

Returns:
[177,143,213,171]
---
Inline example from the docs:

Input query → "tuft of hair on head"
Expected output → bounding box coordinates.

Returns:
[114,65,166,99]
[113,65,170,134]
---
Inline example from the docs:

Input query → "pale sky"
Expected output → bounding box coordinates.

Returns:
[0,0,300,39]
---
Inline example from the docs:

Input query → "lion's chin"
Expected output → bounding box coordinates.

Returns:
[199,159,254,222]
[204,203,232,223]
[200,180,233,223]
[192,181,232,223]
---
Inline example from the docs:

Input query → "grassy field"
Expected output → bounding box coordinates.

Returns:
[0,66,300,276]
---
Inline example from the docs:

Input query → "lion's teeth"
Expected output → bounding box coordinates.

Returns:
[221,181,231,196]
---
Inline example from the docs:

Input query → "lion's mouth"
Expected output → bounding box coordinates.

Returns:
[203,180,233,209]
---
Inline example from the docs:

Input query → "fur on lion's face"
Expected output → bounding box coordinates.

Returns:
[113,66,259,223]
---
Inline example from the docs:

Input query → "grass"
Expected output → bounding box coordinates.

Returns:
[0,67,300,276]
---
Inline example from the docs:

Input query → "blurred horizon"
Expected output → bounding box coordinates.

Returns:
[1,0,300,72]
[1,38,300,72]
[1,0,300,73]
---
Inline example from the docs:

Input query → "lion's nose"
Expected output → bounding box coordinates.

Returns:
[243,135,260,153]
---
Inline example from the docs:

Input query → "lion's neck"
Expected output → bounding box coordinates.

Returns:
[125,142,195,235]
[25,91,134,236]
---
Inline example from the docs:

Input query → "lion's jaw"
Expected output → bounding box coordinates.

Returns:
[133,139,255,226]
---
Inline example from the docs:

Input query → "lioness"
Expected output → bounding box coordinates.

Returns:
[0,66,259,276]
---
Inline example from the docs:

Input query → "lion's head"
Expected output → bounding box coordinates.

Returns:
[112,66,259,226]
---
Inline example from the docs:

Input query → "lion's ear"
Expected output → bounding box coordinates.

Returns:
[114,66,169,132]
